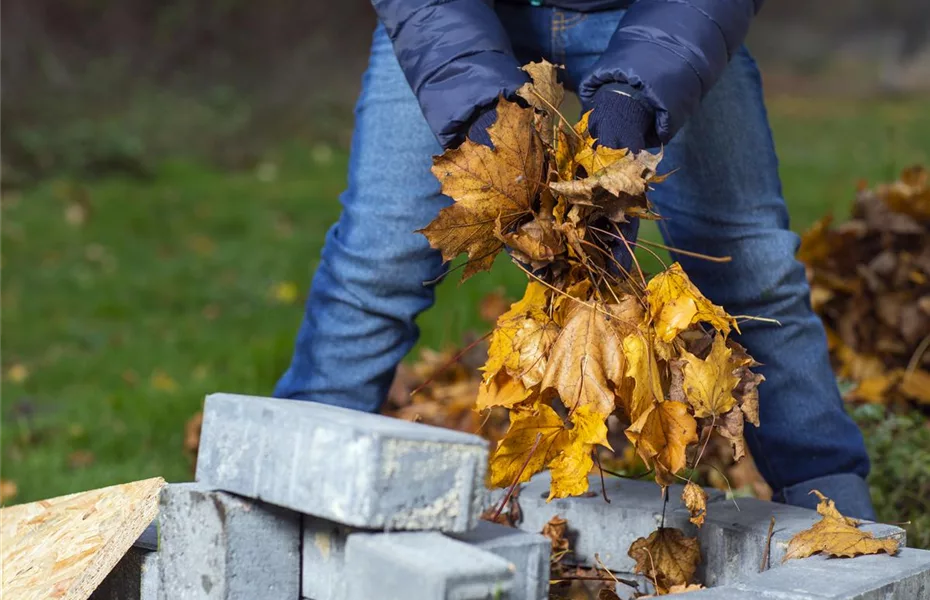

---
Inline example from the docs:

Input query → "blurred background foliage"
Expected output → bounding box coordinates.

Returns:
[2,0,929,546]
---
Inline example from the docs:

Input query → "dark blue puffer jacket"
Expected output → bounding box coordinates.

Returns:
[371,0,764,149]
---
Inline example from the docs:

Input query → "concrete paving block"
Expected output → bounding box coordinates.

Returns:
[159,483,299,600]
[302,515,356,600]
[449,520,551,600]
[731,547,930,599]
[195,393,488,531]
[90,547,161,600]
[345,531,515,600]
[503,472,723,573]
[681,495,907,587]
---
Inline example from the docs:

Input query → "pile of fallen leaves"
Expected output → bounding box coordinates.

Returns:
[798,165,930,408]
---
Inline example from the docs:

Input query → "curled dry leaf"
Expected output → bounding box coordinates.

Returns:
[682,482,708,527]
[542,515,571,556]
[784,490,899,561]
[628,528,701,591]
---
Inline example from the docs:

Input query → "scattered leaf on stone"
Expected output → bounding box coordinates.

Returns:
[682,482,708,527]
[628,527,701,591]
[542,515,571,557]
[784,490,900,561]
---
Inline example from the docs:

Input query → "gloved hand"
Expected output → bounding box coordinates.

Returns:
[585,83,656,154]
[585,83,656,276]
[466,107,498,148]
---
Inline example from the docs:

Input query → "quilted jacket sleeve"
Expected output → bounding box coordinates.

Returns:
[579,0,765,146]
[371,0,529,149]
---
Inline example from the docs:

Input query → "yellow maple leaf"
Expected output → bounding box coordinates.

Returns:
[622,331,665,424]
[548,405,611,500]
[476,373,533,411]
[677,335,739,419]
[483,282,550,382]
[488,404,565,488]
[549,143,660,204]
[572,112,631,176]
[682,481,708,527]
[784,490,899,561]
[628,528,701,590]
[646,263,736,342]
[420,99,544,280]
[513,319,561,388]
[541,301,626,418]
[625,401,698,486]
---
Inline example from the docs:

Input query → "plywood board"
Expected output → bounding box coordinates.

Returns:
[1,477,165,600]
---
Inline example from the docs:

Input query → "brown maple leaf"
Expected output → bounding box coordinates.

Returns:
[625,401,699,486]
[516,60,565,144]
[628,528,701,590]
[784,490,899,561]
[419,99,544,280]
[682,481,709,527]
[541,301,628,418]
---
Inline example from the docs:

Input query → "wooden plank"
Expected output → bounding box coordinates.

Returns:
[1,477,165,600]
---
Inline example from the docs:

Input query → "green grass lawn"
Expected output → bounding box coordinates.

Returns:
[3,97,929,543]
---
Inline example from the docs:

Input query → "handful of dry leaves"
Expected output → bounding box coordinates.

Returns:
[798,166,930,407]
[420,61,762,506]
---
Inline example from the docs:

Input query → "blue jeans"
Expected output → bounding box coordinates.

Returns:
[275,6,875,519]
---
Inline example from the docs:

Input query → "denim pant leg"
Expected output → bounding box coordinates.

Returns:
[648,48,874,519]
[274,25,448,411]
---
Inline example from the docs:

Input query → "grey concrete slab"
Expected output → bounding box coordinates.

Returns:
[345,531,514,600]
[195,393,488,532]
[449,520,551,600]
[732,548,930,600]
[301,515,356,600]
[159,483,299,600]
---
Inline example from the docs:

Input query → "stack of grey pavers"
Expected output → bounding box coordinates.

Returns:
[92,393,930,600]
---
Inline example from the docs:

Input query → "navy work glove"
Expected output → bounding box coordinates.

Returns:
[585,83,656,276]
[586,83,656,154]
[466,108,498,148]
